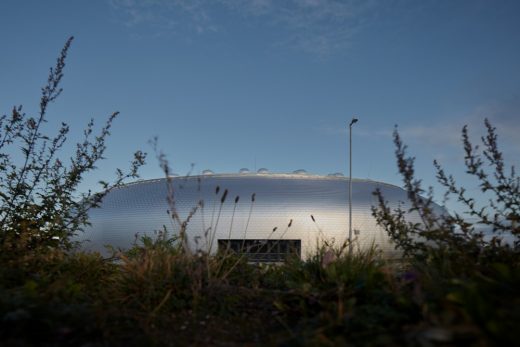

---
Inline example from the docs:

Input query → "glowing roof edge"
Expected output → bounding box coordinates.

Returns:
[121,173,402,191]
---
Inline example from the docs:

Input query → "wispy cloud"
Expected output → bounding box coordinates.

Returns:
[223,0,376,55]
[401,100,520,153]
[469,98,520,148]
[319,96,520,168]
[350,98,520,160]
[109,0,218,37]
[397,123,462,147]
[109,0,382,56]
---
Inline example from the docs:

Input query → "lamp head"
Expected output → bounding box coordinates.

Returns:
[349,118,358,127]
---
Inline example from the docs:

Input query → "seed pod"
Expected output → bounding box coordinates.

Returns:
[221,189,228,203]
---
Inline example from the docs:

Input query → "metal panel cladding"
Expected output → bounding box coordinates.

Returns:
[77,174,441,258]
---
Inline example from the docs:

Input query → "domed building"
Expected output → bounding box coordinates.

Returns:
[78,171,443,260]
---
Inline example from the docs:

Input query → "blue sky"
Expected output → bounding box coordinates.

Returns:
[1,0,519,211]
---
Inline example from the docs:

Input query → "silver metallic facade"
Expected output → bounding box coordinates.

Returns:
[78,174,439,258]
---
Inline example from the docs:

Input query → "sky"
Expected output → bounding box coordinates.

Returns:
[1,0,519,212]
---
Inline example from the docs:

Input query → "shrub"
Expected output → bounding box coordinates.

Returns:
[0,36,146,255]
[372,120,520,345]
[372,120,519,261]
[0,37,145,346]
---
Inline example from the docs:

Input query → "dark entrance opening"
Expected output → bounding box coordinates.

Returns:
[217,239,301,262]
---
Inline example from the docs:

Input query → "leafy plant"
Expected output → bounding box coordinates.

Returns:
[372,120,520,345]
[0,36,146,254]
[372,120,519,261]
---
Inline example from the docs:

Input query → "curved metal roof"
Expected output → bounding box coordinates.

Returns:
[119,173,402,191]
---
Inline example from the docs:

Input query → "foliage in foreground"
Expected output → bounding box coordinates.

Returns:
[0,36,145,253]
[1,38,519,346]
[371,120,520,345]
[1,232,518,346]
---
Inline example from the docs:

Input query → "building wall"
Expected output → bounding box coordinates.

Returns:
[77,174,435,258]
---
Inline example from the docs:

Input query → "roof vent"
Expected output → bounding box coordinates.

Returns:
[257,168,269,174]
[202,169,214,175]
[239,168,250,174]
[293,169,307,175]
[328,172,344,177]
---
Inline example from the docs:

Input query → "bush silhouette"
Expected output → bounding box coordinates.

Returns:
[0,37,146,256]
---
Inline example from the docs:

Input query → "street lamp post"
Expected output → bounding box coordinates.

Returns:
[348,117,358,255]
